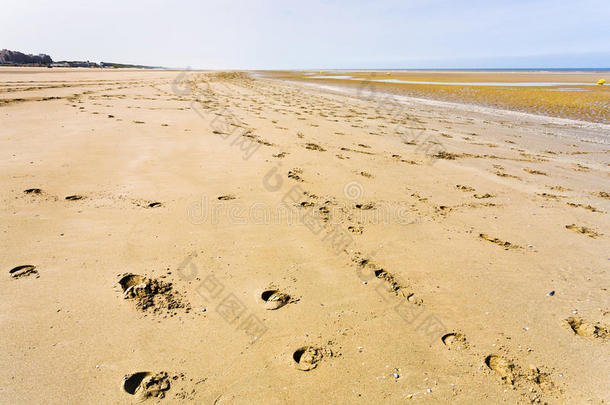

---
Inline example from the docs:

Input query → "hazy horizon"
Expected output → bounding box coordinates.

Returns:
[2,0,609,69]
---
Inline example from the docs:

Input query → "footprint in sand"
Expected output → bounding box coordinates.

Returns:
[355,202,375,210]
[372,268,403,294]
[479,233,520,250]
[591,191,609,200]
[260,289,291,310]
[347,225,364,234]
[65,195,84,201]
[484,354,556,398]
[433,151,459,160]
[147,202,162,208]
[566,202,604,213]
[495,171,521,180]
[565,317,609,340]
[524,168,547,176]
[376,268,420,302]
[9,265,39,279]
[288,168,304,182]
[293,346,330,371]
[24,188,42,194]
[304,142,326,152]
[441,333,468,350]
[484,355,516,385]
[122,372,170,400]
[565,224,602,238]
[119,274,147,292]
[353,255,416,300]
[217,195,236,201]
[456,184,475,192]
[118,273,190,313]
[527,366,554,391]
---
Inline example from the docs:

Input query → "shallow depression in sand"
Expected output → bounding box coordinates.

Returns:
[485,355,515,384]
[123,372,152,395]
[119,274,146,292]
[9,265,38,279]
[441,333,468,349]
[122,371,171,399]
[261,289,290,310]
[293,346,324,371]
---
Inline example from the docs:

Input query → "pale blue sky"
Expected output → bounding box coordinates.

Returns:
[2,0,609,68]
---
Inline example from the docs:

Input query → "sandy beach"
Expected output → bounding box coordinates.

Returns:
[1,67,609,404]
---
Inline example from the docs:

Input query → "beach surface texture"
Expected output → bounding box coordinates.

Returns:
[1,68,609,404]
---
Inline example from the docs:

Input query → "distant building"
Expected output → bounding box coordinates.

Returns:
[51,60,100,68]
[68,61,91,68]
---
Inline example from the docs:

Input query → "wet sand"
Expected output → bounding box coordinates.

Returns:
[1,68,609,404]
[269,70,610,124]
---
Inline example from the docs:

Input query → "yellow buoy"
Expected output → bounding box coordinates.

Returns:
[387,72,391,75]
[597,79,605,85]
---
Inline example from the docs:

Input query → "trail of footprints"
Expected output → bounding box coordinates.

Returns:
[438,317,608,403]
[440,331,560,403]
[349,240,564,402]
[351,253,421,303]
[12,74,609,401]
[115,270,302,399]
[156,76,606,399]
[21,187,164,210]
[9,254,603,401]
[201,77,606,401]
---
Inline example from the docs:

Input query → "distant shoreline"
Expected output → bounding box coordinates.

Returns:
[263,70,609,124]
[283,68,610,73]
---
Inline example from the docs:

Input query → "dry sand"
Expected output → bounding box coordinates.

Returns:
[1,67,609,404]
